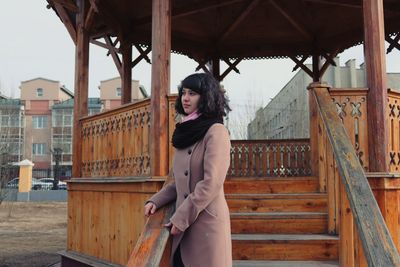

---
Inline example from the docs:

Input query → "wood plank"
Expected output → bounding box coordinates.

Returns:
[339,182,354,267]
[150,0,171,176]
[224,177,320,194]
[232,234,338,260]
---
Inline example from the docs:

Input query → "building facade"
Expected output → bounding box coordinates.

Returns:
[248,58,400,139]
[0,77,147,179]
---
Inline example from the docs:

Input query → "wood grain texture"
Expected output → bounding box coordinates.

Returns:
[363,0,389,172]
[67,179,164,266]
[72,0,89,178]
[150,0,171,177]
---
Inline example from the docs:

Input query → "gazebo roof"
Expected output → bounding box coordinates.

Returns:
[48,0,400,60]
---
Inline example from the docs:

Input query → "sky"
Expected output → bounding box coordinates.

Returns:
[1,1,400,122]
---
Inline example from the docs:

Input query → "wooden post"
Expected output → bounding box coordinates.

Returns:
[363,0,389,172]
[72,0,89,178]
[121,42,132,104]
[150,0,171,176]
[312,54,320,82]
[211,57,220,81]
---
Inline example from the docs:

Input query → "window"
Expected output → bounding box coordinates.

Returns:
[33,143,46,155]
[32,116,48,128]
[36,88,43,97]
[116,87,121,97]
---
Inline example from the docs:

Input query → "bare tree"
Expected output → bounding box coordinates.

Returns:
[227,93,264,140]
[0,98,24,204]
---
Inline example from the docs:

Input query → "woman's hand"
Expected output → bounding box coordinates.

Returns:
[144,202,157,217]
[164,221,182,235]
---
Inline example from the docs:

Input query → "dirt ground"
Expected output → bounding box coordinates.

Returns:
[0,202,67,267]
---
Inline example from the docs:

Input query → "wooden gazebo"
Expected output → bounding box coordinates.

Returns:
[47,0,400,266]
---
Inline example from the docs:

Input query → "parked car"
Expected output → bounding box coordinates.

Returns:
[6,177,48,190]
[39,178,67,190]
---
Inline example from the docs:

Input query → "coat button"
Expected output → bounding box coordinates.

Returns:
[184,193,188,198]
[184,170,188,176]
[188,149,192,155]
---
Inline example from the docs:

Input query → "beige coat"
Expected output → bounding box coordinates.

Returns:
[149,123,232,267]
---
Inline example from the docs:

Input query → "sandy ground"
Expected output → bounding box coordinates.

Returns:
[0,202,67,267]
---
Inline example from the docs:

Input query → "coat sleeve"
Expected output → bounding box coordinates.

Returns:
[147,172,177,209]
[169,124,231,231]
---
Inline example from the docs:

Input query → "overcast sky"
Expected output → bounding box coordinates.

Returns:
[1,1,400,110]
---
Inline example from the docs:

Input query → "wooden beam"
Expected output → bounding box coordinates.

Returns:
[269,0,313,40]
[220,58,242,81]
[72,0,89,178]
[218,0,260,43]
[195,58,211,73]
[363,0,389,172]
[292,55,308,71]
[320,50,339,77]
[52,3,77,45]
[131,46,152,68]
[84,5,96,31]
[289,56,314,78]
[134,0,246,26]
[88,0,122,35]
[121,43,132,104]
[134,45,151,64]
[386,33,400,54]
[50,0,78,12]
[304,0,362,9]
[150,0,171,176]
[104,35,122,75]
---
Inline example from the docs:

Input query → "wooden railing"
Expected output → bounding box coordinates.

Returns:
[329,88,369,171]
[310,83,400,266]
[127,179,174,267]
[80,99,151,177]
[229,139,311,177]
[388,89,400,173]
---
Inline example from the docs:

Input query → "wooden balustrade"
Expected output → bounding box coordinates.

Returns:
[388,89,400,173]
[310,83,400,266]
[80,99,151,177]
[329,88,369,171]
[229,139,311,177]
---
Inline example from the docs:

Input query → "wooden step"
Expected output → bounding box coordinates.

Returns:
[226,193,327,213]
[224,177,320,194]
[230,212,327,234]
[233,260,339,267]
[232,234,338,261]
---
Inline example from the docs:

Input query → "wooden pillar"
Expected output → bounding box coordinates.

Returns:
[72,0,89,178]
[312,54,320,82]
[210,58,220,81]
[121,42,132,104]
[363,0,389,172]
[150,0,171,176]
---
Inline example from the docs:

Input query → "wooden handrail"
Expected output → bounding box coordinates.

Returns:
[127,179,174,267]
[311,84,400,266]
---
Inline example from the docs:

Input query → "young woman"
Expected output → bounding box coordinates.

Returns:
[144,73,232,267]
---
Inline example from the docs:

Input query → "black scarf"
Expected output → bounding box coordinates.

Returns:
[172,115,223,149]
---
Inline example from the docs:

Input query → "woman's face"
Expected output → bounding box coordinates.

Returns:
[181,88,201,115]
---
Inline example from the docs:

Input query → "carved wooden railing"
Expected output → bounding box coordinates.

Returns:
[127,179,174,267]
[80,99,151,177]
[229,139,311,177]
[310,83,400,266]
[388,89,400,172]
[329,88,369,171]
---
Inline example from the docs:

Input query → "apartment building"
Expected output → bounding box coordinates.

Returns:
[248,58,400,139]
[0,77,147,179]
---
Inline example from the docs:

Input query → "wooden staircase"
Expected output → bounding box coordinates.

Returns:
[225,176,339,267]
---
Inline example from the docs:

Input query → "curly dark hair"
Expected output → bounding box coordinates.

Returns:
[175,73,231,118]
